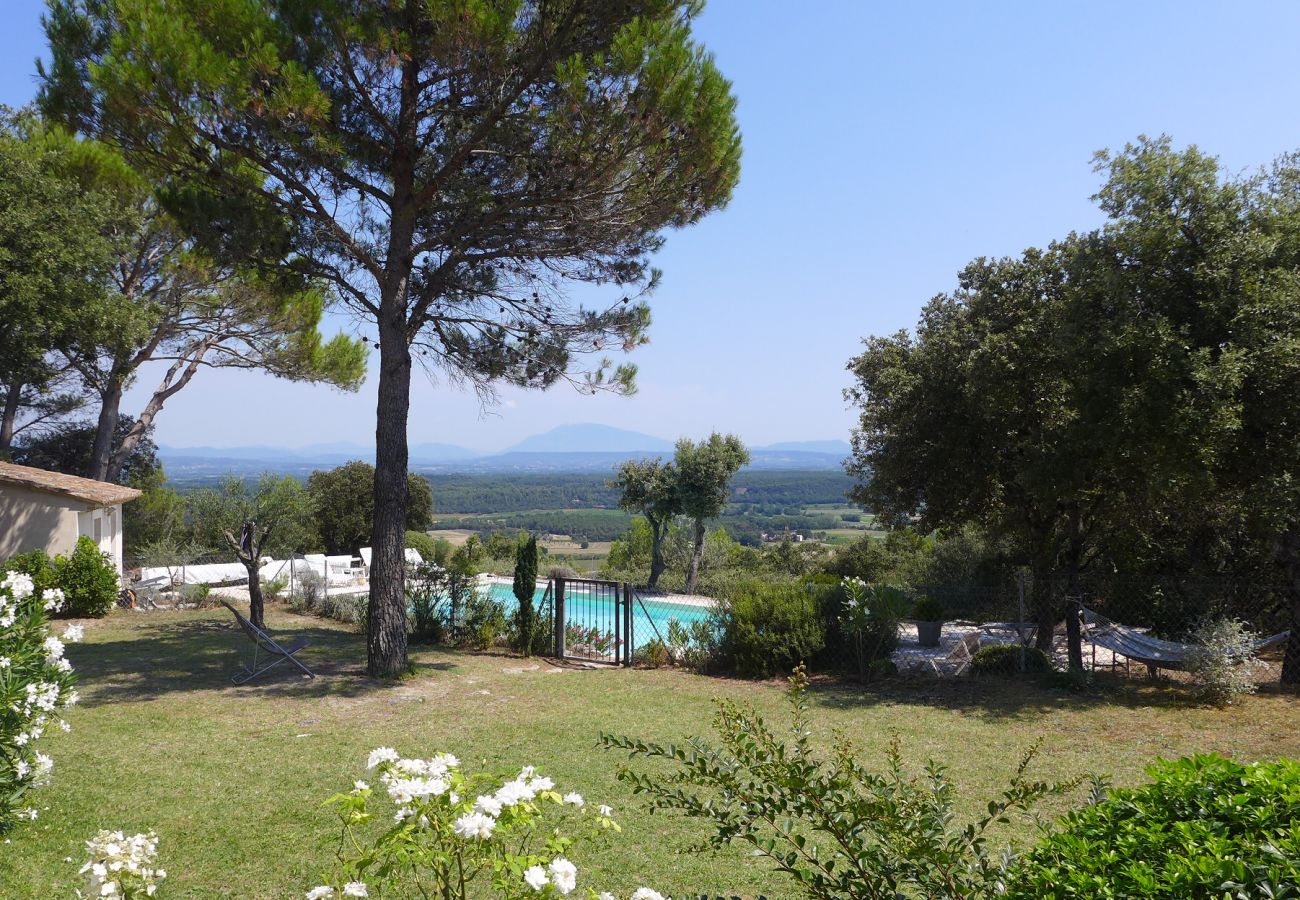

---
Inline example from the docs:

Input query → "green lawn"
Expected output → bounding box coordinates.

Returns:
[5,607,1299,898]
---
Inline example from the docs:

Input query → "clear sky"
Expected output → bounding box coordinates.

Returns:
[5,1,1300,452]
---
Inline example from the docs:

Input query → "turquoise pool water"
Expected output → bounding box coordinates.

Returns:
[482,582,712,650]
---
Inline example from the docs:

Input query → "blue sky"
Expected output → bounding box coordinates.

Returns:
[5,1,1300,452]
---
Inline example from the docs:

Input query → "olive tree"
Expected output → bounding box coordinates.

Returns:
[610,457,680,589]
[675,433,748,594]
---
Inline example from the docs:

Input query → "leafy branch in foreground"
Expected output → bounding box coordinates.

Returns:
[600,667,1085,900]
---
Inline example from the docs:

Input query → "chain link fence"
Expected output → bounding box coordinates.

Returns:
[621,575,1294,686]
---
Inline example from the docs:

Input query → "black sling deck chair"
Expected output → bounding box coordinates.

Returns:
[221,600,315,684]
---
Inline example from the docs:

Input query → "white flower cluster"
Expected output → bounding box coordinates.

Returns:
[322,754,637,900]
[79,830,166,898]
[523,857,577,894]
[305,884,368,898]
[599,890,669,900]
[1,570,81,828]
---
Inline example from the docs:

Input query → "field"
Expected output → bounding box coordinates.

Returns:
[421,472,874,557]
[6,606,1300,898]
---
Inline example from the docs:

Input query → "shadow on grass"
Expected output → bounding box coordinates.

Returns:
[803,670,1202,721]
[70,607,466,704]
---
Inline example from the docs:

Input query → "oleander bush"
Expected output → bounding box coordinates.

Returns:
[0,549,59,599]
[1005,754,1300,899]
[834,577,906,682]
[0,569,82,832]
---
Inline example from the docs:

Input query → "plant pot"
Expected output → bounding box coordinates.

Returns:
[916,620,943,648]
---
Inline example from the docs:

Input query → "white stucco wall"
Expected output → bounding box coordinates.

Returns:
[0,485,125,576]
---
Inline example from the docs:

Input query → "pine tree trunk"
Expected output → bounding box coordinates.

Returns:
[685,518,705,595]
[367,308,412,678]
[0,381,23,454]
[89,378,124,481]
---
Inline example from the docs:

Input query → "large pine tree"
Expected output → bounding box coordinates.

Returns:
[42,0,741,674]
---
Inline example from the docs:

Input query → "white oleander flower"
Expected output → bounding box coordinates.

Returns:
[305,887,334,899]
[529,776,555,792]
[598,804,614,817]
[43,635,65,663]
[0,657,10,668]
[631,890,667,900]
[523,866,548,891]
[562,792,584,807]
[43,588,66,612]
[548,857,577,895]
[452,811,495,840]
[63,623,84,642]
[342,882,368,897]
[5,571,34,599]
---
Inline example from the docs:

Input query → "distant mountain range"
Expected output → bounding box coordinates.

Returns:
[158,423,850,476]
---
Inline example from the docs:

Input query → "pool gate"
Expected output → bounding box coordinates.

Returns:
[550,576,635,666]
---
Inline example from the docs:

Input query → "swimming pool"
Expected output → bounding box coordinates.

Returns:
[482,582,714,651]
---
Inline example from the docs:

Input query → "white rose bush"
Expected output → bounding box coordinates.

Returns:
[0,570,80,831]
[307,749,671,899]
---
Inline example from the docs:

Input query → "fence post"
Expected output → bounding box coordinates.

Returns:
[623,582,634,667]
[554,577,566,659]
[613,582,621,665]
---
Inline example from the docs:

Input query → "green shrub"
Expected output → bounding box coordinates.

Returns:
[912,594,946,622]
[262,576,289,601]
[1006,754,1300,899]
[55,537,119,617]
[1185,617,1262,706]
[716,579,825,678]
[456,589,507,650]
[971,644,1053,676]
[178,583,211,607]
[1,549,59,600]
[665,617,719,670]
[638,638,671,668]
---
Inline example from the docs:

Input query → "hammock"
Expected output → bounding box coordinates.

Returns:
[1081,607,1290,672]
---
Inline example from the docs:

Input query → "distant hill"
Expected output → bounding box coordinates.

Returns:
[157,425,848,479]
[502,423,674,454]
[759,439,850,455]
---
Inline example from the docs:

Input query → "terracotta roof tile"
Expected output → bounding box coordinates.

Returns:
[0,462,142,507]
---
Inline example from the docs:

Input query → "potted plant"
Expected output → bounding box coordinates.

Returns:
[912,595,945,648]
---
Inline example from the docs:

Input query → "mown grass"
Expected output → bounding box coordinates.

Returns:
[4,606,1299,898]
